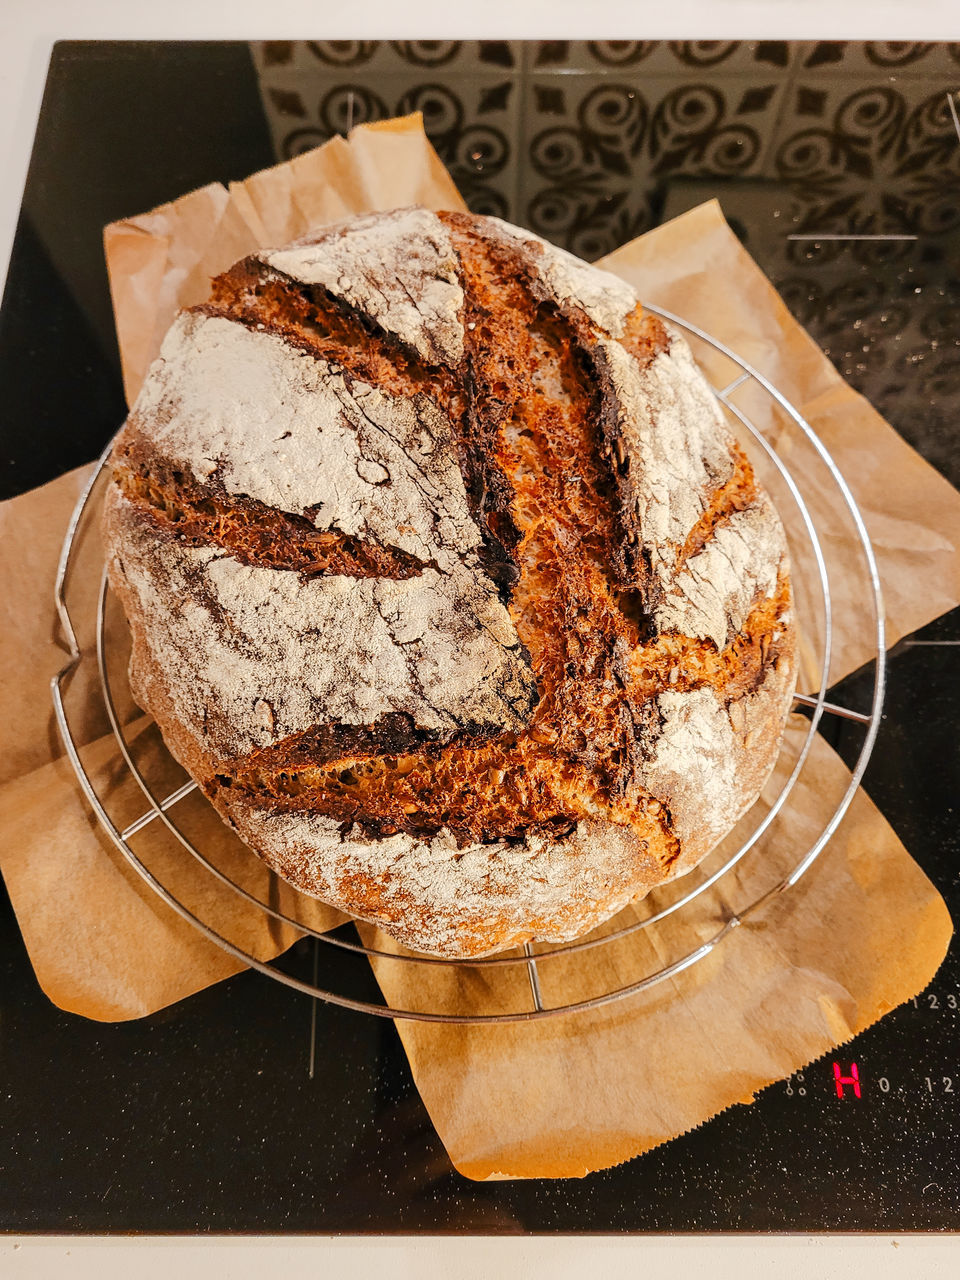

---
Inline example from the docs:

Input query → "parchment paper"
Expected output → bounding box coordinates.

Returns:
[0,114,957,1177]
[363,721,950,1178]
[105,114,465,406]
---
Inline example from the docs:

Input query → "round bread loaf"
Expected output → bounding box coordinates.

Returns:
[103,207,796,958]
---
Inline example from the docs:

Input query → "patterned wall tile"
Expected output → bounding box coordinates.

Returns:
[253,40,519,74]
[256,69,520,220]
[769,80,960,235]
[528,40,798,76]
[252,41,960,253]
[520,74,789,257]
[794,40,960,78]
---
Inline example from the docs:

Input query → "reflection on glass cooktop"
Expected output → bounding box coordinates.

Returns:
[1,40,958,1232]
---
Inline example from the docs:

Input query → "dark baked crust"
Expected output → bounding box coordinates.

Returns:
[103,206,797,957]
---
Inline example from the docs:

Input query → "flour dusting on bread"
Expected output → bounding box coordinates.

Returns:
[105,207,797,958]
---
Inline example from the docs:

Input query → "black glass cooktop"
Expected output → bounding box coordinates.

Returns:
[2,40,959,1233]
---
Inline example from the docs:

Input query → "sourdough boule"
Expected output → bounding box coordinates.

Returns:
[103,207,796,958]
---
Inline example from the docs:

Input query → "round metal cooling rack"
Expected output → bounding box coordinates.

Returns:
[51,308,886,1023]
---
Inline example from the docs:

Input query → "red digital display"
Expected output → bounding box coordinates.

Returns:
[833,1061,861,1098]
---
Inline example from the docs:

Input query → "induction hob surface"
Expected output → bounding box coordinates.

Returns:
[1,40,958,1232]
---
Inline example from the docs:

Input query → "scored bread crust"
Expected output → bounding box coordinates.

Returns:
[103,207,797,958]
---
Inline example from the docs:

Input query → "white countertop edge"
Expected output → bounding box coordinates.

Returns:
[2,1234,960,1278]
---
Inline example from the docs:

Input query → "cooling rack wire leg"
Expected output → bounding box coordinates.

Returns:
[119,780,197,841]
[715,371,750,398]
[524,942,544,1012]
[792,692,872,724]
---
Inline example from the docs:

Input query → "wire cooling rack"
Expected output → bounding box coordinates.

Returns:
[51,308,886,1023]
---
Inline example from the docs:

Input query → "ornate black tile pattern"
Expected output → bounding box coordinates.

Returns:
[801,40,960,74]
[253,43,519,220]
[253,40,960,256]
[531,40,794,72]
[775,84,960,236]
[257,40,517,71]
[521,74,785,257]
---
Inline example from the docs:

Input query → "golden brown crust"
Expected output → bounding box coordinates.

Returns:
[103,206,797,958]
